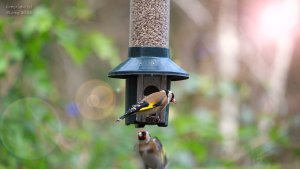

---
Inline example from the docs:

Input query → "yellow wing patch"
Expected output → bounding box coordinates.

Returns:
[139,102,155,111]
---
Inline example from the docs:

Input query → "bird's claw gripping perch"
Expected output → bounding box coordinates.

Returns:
[146,116,160,123]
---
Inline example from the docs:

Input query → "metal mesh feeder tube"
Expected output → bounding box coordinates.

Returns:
[129,0,170,48]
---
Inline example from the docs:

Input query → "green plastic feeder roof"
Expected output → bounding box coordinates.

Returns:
[108,47,189,81]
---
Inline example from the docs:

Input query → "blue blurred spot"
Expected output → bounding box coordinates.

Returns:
[65,102,80,117]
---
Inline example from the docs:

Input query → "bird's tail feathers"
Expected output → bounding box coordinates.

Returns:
[115,115,126,122]
[115,111,136,122]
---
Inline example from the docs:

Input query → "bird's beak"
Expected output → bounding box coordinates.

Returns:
[172,99,176,104]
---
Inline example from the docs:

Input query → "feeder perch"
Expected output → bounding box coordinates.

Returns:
[108,0,189,128]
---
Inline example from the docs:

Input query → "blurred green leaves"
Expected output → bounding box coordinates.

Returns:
[56,27,90,64]
[89,32,120,67]
[0,2,120,99]
[0,57,8,74]
[0,98,61,160]
[67,0,92,20]
[0,2,124,168]
[0,35,24,75]
[55,28,120,66]
[22,6,54,38]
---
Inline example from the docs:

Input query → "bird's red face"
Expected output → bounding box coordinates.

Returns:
[138,130,149,141]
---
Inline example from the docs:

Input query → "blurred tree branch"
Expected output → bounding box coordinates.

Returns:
[216,0,240,157]
[173,0,212,27]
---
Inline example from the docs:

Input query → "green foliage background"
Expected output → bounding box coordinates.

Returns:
[0,1,299,169]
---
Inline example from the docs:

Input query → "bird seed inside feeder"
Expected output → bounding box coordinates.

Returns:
[129,0,170,48]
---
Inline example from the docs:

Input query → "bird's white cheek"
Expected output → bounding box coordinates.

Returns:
[167,98,171,103]
[146,137,151,142]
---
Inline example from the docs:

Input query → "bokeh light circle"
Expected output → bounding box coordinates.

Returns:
[0,98,62,160]
[259,1,299,40]
[75,80,116,120]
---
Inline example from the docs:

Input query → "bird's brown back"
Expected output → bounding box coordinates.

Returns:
[142,91,168,106]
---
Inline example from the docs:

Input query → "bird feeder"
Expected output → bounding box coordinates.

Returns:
[108,0,188,128]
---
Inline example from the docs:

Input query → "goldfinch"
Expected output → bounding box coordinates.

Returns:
[135,130,168,169]
[116,90,176,122]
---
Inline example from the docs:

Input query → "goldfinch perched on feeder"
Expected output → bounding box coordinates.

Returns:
[135,130,168,169]
[116,90,176,122]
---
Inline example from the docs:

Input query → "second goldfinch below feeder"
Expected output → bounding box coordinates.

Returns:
[135,130,168,169]
[108,0,189,128]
